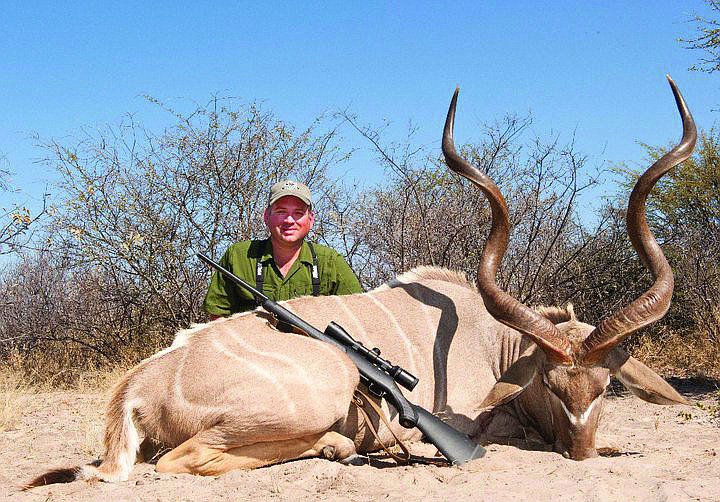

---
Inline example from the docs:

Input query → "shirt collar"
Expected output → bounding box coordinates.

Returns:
[259,239,313,265]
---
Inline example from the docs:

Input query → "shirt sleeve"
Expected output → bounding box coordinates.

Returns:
[332,252,364,295]
[202,250,234,316]
[202,248,256,315]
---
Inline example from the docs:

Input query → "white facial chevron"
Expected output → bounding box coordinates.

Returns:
[560,395,602,426]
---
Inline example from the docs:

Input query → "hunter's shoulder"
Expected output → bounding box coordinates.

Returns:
[225,239,267,256]
[308,242,346,261]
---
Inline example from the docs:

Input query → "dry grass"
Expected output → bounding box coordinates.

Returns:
[0,342,147,435]
[72,396,106,458]
[0,345,141,460]
[0,362,36,433]
[1,338,166,389]
[631,329,720,379]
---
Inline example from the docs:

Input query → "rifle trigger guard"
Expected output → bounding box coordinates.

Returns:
[366,383,386,399]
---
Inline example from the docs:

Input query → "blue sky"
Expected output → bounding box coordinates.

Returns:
[1,1,718,221]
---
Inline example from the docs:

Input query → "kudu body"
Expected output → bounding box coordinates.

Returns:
[27,77,693,487]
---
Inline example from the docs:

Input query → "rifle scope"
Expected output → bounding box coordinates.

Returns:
[324,322,418,391]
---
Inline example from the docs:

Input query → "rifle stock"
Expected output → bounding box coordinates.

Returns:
[198,252,486,465]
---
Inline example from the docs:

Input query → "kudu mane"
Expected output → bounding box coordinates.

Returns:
[375,265,476,292]
[534,304,576,324]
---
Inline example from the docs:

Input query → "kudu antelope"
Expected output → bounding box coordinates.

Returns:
[441,75,694,460]
[27,77,693,487]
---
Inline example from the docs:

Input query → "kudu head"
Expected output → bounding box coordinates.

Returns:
[442,76,696,460]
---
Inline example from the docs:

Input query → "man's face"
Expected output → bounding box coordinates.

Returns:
[264,196,314,246]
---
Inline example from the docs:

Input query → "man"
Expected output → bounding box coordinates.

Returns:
[204,180,363,318]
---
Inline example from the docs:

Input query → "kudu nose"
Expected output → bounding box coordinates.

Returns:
[570,447,598,460]
[554,440,598,461]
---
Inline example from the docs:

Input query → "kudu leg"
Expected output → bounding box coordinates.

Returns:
[155,430,358,475]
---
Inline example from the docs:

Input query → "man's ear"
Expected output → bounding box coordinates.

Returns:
[263,206,271,226]
[478,346,544,410]
[307,209,315,228]
[605,347,689,405]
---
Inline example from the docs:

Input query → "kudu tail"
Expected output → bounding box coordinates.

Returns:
[23,373,141,489]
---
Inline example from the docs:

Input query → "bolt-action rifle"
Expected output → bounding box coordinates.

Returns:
[198,252,486,465]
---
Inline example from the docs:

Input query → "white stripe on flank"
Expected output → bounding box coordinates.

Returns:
[366,294,419,375]
[173,340,252,413]
[213,335,298,416]
[329,295,366,395]
[560,395,602,426]
[173,347,218,412]
[404,284,436,392]
[332,295,368,338]
[141,311,258,363]
[221,320,356,418]
[415,286,437,340]
[226,328,310,377]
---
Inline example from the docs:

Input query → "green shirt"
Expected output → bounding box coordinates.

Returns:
[203,239,363,315]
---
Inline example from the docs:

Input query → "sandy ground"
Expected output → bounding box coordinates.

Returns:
[2,378,719,502]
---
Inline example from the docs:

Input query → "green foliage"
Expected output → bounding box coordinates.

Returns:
[618,128,720,345]
[645,131,720,233]
[680,0,720,73]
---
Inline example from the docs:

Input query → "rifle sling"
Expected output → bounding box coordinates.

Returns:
[352,389,411,465]
[351,390,450,466]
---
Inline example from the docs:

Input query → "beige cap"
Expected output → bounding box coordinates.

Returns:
[268,180,313,208]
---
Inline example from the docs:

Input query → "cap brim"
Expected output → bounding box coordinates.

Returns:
[268,194,312,208]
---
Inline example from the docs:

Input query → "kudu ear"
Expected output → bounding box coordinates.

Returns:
[478,347,543,409]
[605,348,690,405]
